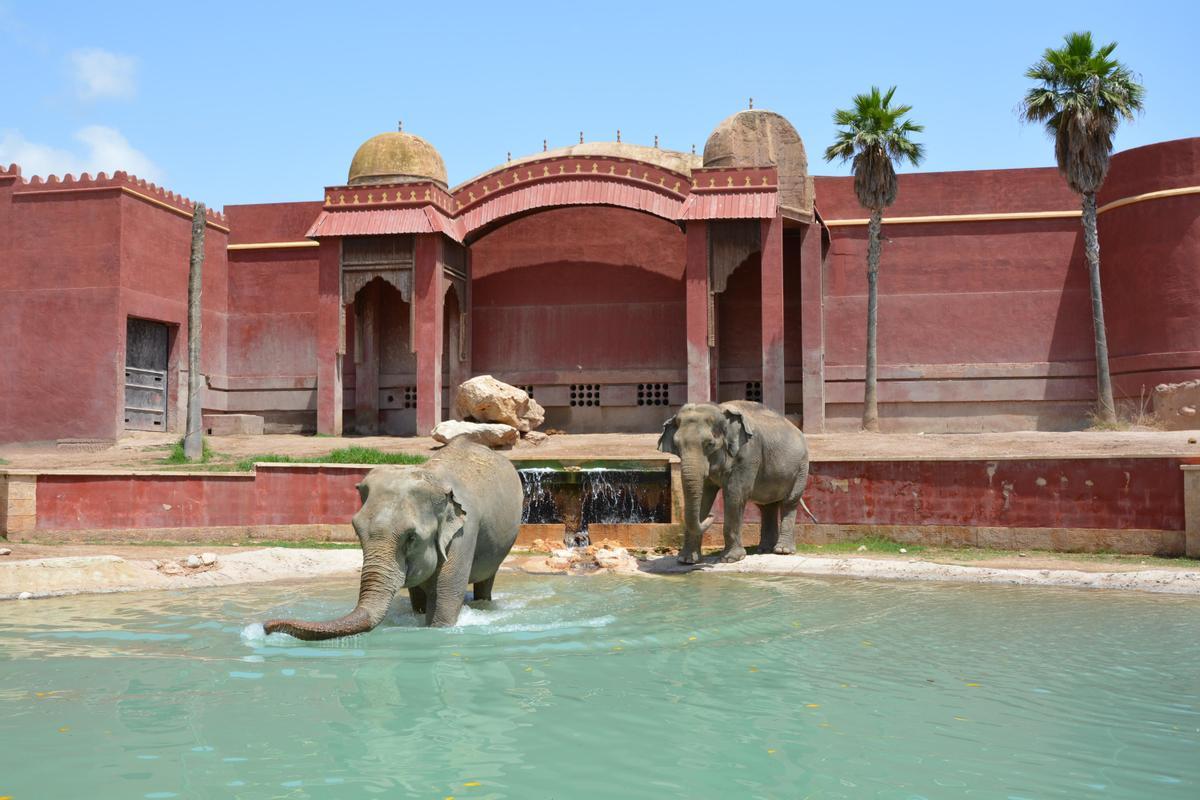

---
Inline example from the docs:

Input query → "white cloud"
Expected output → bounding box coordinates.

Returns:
[69,47,136,101]
[0,126,162,181]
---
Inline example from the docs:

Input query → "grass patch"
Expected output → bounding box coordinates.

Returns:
[234,446,426,472]
[0,457,9,466]
[789,536,923,555]
[160,437,216,464]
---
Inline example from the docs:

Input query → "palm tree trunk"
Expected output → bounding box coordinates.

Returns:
[1082,192,1117,425]
[863,208,882,432]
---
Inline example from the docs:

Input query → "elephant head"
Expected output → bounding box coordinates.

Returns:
[263,467,466,640]
[657,403,754,539]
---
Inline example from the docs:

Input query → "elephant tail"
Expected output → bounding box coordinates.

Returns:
[799,497,819,525]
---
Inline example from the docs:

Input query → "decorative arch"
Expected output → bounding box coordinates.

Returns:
[452,155,688,242]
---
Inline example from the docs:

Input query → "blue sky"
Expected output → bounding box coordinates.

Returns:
[1,0,1196,209]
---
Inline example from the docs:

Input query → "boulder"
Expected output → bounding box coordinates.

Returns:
[431,419,519,448]
[453,375,545,433]
[1153,380,1200,430]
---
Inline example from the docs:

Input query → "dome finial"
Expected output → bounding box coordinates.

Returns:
[749,97,753,110]
[543,139,547,152]
[398,119,403,132]
[654,134,659,149]
[616,129,621,143]
[579,130,584,144]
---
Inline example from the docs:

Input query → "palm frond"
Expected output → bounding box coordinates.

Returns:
[824,85,924,210]
[1018,31,1145,193]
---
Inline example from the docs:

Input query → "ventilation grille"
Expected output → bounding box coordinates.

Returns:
[570,384,601,407]
[745,381,762,403]
[637,383,670,406]
[521,385,535,399]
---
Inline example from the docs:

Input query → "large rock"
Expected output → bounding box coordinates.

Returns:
[453,375,545,433]
[1153,380,1200,430]
[431,419,519,448]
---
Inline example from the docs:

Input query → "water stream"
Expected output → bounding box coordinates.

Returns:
[518,467,671,546]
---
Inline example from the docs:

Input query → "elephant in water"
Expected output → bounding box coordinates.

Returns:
[264,437,523,638]
[658,401,815,564]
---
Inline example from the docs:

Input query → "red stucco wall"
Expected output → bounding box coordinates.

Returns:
[470,205,686,381]
[0,171,228,444]
[1098,139,1200,395]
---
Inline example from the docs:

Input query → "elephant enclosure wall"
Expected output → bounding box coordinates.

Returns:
[469,206,688,432]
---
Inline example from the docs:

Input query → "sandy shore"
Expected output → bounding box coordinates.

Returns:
[2,546,1199,600]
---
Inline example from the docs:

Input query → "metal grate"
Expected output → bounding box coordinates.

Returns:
[570,384,601,407]
[402,386,417,409]
[745,381,762,403]
[636,382,670,406]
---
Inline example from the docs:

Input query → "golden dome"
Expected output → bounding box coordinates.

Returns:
[347,131,447,187]
[703,110,813,217]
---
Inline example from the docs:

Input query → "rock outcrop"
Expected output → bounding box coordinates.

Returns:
[1153,380,1200,430]
[431,419,519,448]
[453,375,545,432]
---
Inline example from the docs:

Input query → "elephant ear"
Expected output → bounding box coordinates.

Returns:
[657,414,680,455]
[723,407,755,459]
[436,486,466,563]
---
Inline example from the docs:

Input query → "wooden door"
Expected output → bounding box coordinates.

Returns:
[124,318,169,431]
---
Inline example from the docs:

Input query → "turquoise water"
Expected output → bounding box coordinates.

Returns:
[1,573,1198,799]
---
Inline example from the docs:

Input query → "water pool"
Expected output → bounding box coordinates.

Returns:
[1,573,1198,799]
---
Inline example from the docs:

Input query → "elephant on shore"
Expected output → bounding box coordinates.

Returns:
[264,436,523,638]
[658,401,815,564]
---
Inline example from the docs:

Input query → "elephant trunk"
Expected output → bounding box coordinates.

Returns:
[263,560,401,641]
[680,452,710,538]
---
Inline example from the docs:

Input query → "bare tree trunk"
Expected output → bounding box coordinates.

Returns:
[183,203,206,461]
[1082,192,1117,425]
[862,208,882,432]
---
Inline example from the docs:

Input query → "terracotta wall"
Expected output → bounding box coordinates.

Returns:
[222,202,323,431]
[816,168,1097,431]
[0,171,228,443]
[1098,138,1200,396]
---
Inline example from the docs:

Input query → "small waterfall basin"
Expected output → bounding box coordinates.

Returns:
[1,573,1198,798]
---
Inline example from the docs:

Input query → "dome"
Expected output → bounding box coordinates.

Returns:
[347,131,448,187]
[703,110,813,217]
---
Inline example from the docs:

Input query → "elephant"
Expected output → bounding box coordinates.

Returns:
[263,436,523,638]
[658,400,815,564]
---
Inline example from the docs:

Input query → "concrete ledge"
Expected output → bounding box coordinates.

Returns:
[203,414,264,436]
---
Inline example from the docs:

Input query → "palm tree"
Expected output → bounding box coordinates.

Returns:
[1021,32,1144,425]
[825,86,925,432]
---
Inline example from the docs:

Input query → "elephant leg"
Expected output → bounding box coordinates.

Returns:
[473,575,495,603]
[775,464,810,555]
[757,502,780,554]
[680,482,719,564]
[408,585,428,615]
[718,485,750,563]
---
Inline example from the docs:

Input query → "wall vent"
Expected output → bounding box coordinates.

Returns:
[636,382,670,406]
[745,381,762,403]
[403,386,417,409]
[570,384,601,407]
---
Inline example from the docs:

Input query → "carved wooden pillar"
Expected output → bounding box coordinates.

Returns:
[800,221,826,432]
[316,238,343,435]
[354,279,381,435]
[685,221,712,404]
[760,214,785,413]
[414,234,444,434]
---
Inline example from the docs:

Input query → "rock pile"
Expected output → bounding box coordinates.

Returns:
[432,375,549,448]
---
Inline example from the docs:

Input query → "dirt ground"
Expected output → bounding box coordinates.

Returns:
[2,428,1198,471]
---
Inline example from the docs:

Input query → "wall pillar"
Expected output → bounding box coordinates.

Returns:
[316,238,343,435]
[1184,465,1200,558]
[800,221,826,432]
[1,473,37,536]
[685,221,712,404]
[760,214,785,413]
[354,279,381,435]
[414,234,444,434]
